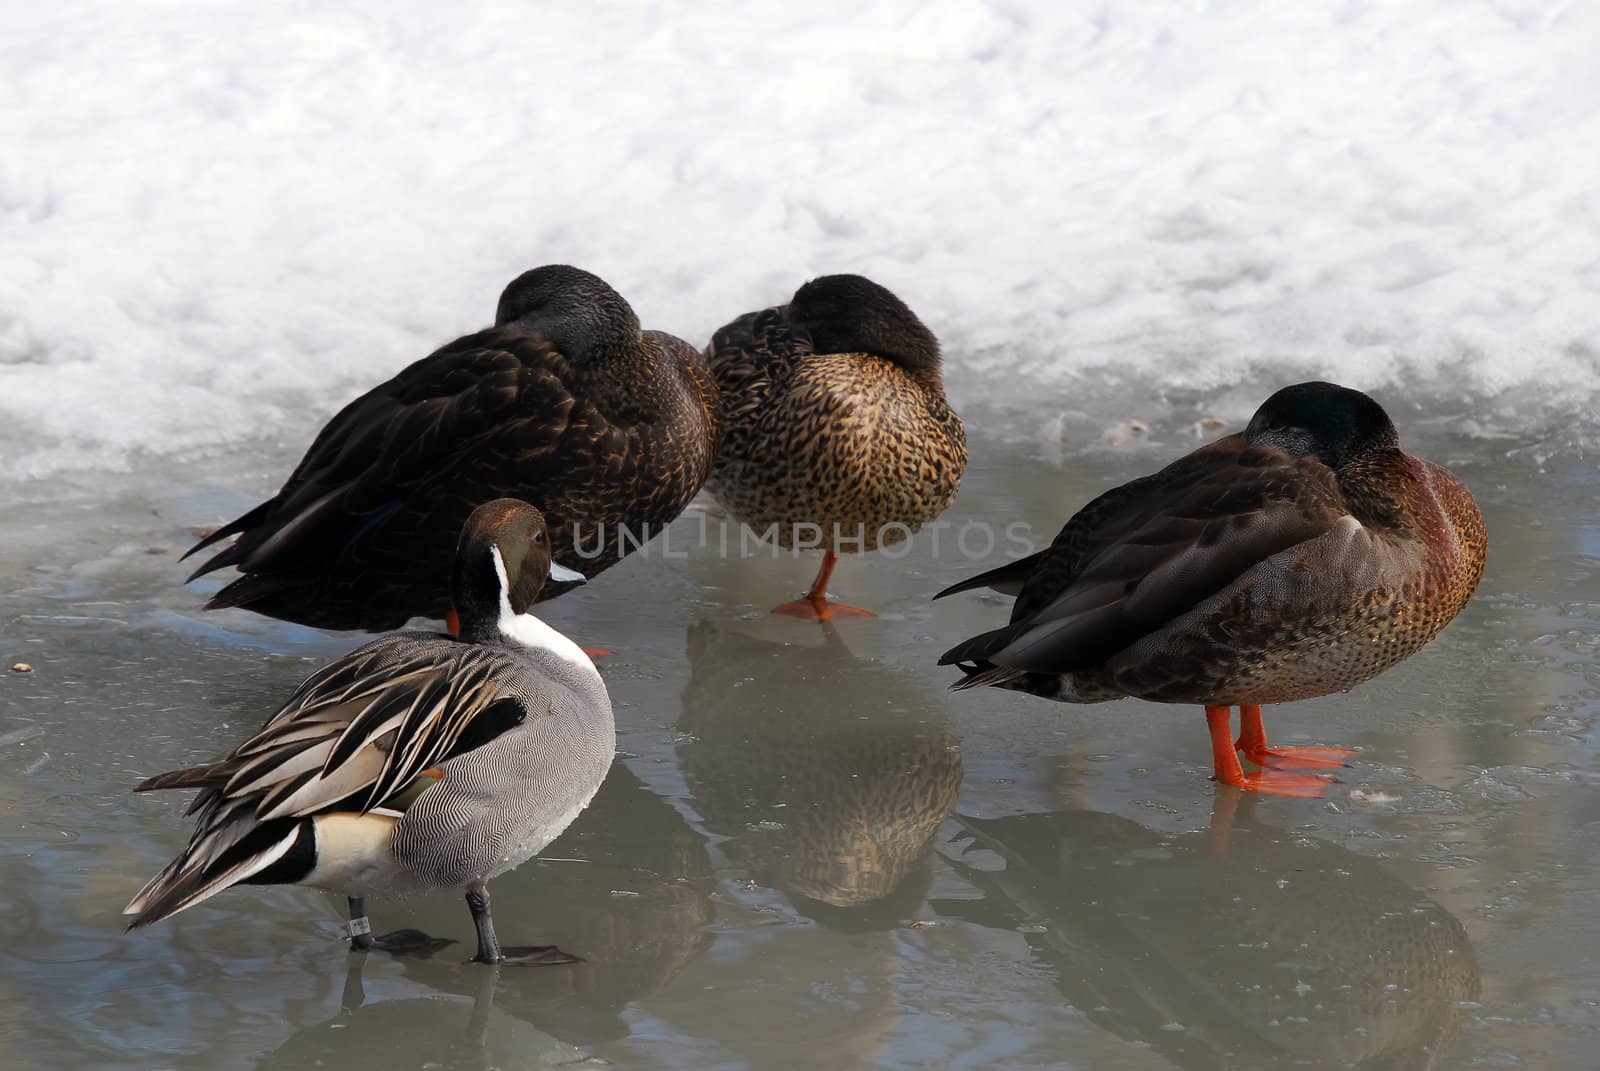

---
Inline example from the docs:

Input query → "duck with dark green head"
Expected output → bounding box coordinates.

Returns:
[937,382,1487,797]
[705,273,967,620]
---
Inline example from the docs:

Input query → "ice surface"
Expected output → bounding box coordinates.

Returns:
[2,0,1597,479]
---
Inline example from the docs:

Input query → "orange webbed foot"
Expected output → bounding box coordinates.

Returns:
[1207,706,1336,798]
[1214,768,1335,798]
[1239,744,1356,771]
[771,597,874,622]
[581,647,613,660]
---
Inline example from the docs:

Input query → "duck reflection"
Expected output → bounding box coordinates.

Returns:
[261,960,584,1071]
[382,761,715,1046]
[943,795,1479,1070]
[679,619,963,929]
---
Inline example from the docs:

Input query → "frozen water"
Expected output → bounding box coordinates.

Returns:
[2,0,1598,480]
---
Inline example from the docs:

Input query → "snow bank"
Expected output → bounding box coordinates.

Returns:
[2,0,1596,478]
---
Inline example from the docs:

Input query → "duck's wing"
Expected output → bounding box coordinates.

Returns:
[939,438,1349,674]
[125,634,535,925]
[932,550,1049,600]
[184,327,579,585]
[142,635,531,820]
[704,305,814,418]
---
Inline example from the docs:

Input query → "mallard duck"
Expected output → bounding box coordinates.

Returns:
[186,264,722,632]
[127,499,615,965]
[936,382,1487,797]
[705,274,966,620]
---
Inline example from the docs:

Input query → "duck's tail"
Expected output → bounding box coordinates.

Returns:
[948,662,1027,692]
[181,499,275,569]
[124,814,315,930]
[937,617,1026,669]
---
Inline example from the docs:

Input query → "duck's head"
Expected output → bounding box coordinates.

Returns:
[450,499,585,642]
[1244,381,1400,471]
[788,274,941,378]
[494,265,642,359]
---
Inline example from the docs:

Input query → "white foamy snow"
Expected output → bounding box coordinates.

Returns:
[2,0,1597,480]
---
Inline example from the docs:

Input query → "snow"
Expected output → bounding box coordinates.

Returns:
[2,0,1598,480]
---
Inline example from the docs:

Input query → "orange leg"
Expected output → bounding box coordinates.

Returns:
[772,551,874,621]
[1235,704,1356,770]
[1206,707,1332,797]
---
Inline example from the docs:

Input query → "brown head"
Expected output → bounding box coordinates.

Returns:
[450,499,585,642]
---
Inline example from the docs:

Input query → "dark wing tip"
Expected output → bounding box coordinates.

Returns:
[185,542,243,583]
[180,524,233,564]
[948,663,1024,692]
[938,621,1021,667]
[181,499,275,566]
[931,574,985,601]
[932,552,1043,601]
[200,572,296,613]
[133,765,225,793]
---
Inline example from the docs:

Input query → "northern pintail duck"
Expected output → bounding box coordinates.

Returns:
[705,274,966,620]
[936,382,1486,797]
[128,499,615,964]
[186,265,722,632]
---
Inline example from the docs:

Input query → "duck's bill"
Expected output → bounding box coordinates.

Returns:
[548,562,586,585]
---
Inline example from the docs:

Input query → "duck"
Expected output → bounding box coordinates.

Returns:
[704,273,967,620]
[126,499,616,965]
[185,264,722,632]
[935,381,1487,797]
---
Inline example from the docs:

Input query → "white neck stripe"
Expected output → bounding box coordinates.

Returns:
[488,546,597,677]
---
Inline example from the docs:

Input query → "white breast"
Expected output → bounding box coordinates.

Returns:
[490,547,603,681]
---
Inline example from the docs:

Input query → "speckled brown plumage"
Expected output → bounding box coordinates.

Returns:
[937,382,1485,793]
[704,275,966,555]
[186,265,722,631]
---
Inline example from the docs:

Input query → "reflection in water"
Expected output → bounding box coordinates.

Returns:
[944,795,1479,1070]
[385,761,717,1047]
[261,957,585,1070]
[679,619,963,929]
[238,763,714,1066]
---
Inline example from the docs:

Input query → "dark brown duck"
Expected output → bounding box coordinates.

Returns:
[937,381,1487,796]
[705,274,967,620]
[186,265,722,631]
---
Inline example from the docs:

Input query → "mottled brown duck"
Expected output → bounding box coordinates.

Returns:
[186,264,722,633]
[936,382,1486,797]
[705,274,966,620]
